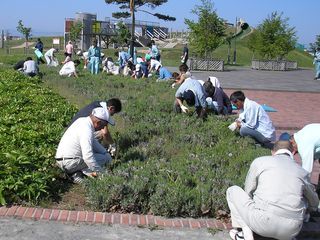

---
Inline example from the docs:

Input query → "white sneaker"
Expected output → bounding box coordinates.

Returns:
[242,226,254,240]
[70,172,84,184]
[229,229,244,240]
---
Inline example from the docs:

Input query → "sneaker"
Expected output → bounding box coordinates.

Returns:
[70,172,84,184]
[229,229,244,240]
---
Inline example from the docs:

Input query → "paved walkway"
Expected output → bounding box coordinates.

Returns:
[1,67,319,239]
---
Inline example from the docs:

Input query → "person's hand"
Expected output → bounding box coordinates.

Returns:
[108,144,116,157]
[235,120,242,128]
[180,105,189,113]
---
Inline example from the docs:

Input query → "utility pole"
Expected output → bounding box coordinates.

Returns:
[233,17,237,64]
[130,0,135,59]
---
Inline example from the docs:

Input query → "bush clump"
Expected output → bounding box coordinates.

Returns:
[0,70,77,205]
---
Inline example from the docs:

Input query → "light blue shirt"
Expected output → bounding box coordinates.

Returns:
[119,51,130,67]
[294,123,320,173]
[88,46,101,58]
[238,98,275,141]
[175,78,207,108]
[158,67,172,80]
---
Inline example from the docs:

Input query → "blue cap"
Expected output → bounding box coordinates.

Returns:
[278,132,291,141]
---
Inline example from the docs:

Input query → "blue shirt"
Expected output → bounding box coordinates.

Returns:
[88,46,101,58]
[175,78,207,108]
[158,67,172,80]
[119,51,130,67]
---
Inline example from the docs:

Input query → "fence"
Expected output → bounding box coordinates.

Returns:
[251,59,298,71]
[189,57,224,71]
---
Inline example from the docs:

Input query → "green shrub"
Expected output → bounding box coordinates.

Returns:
[0,70,77,204]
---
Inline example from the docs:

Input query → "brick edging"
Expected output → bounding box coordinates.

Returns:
[0,206,231,230]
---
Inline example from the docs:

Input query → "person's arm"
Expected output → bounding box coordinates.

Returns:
[101,125,114,145]
[299,145,315,173]
[244,160,259,198]
[303,176,319,211]
[79,129,102,172]
[215,91,225,114]
[240,104,259,130]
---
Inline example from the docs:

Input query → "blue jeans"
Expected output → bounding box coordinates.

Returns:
[240,126,273,149]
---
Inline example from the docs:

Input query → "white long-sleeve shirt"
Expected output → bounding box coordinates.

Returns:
[239,98,275,141]
[55,116,106,172]
[294,123,320,173]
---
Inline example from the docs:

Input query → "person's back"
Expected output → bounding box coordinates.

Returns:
[247,154,310,214]
[23,59,38,75]
[13,60,25,71]
[68,101,102,127]
[158,66,172,80]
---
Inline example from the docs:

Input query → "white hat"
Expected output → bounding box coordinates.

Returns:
[92,107,115,126]
[101,53,105,58]
[76,50,82,56]
[208,76,221,88]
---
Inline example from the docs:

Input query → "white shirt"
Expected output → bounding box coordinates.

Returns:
[150,59,161,71]
[55,116,106,172]
[23,60,37,73]
[44,48,55,57]
[239,98,275,141]
[59,61,75,76]
[294,123,320,173]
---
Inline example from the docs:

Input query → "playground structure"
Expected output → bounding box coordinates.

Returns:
[64,12,169,51]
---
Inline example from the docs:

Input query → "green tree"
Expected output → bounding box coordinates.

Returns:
[16,20,32,48]
[185,0,226,57]
[111,21,131,48]
[309,35,320,53]
[104,0,176,57]
[247,12,296,59]
[69,21,83,44]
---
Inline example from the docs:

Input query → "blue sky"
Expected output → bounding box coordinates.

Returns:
[0,0,318,45]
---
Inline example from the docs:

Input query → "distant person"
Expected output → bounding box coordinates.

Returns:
[59,59,80,78]
[76,50,89,69]
[128,45,137,64]
[116,50,130,70]
[156,65,172,81]
[313,47,320,80]
[55,108,114,183]
[227,140,319,240]
[62,40,74,64]
[88,39,101,74]
[34,38,45,64]
[102,57,119,75]
[44,48,59,67]
[23,57,38,77]
[203,80,232,115]
[181,43,189,65]
[150,40,160,61]
[229,91,276,148]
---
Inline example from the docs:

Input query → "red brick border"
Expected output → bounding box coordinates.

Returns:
[0,206,230,230]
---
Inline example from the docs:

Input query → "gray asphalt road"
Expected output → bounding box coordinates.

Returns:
[0,218,229,240]
[167,66,320,93]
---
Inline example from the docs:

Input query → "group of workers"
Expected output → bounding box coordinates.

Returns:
[19,38,318,240]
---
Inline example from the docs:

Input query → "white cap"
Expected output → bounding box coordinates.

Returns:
[76,50,82,56]
[92,107,115,126]
[208,76,221,88]
[101,53,105,58]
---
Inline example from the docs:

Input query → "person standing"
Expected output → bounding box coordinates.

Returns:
[62,40,74,64]
[313,47,320,80]
[34,38,45,64]
[229,90,276,148]
[181,43,189,65]
[88,39,101,74]
[226,140,319,240]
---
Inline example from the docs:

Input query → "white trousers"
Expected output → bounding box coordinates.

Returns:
[226,186,303,240]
